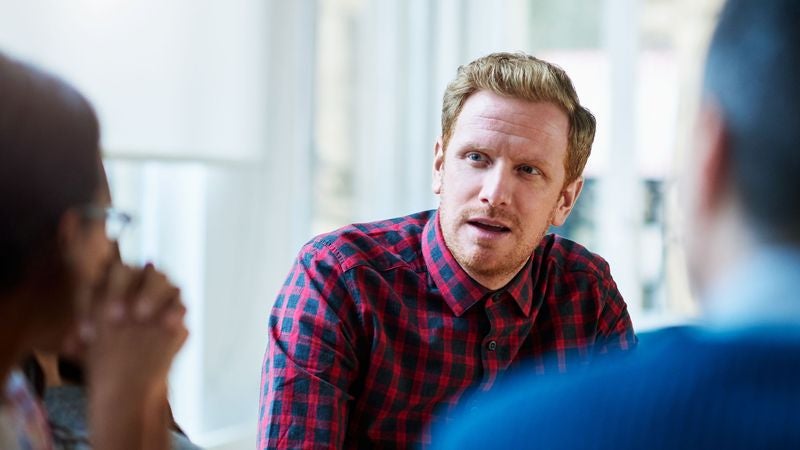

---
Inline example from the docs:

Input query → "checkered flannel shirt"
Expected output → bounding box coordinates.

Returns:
[259,210,636,449]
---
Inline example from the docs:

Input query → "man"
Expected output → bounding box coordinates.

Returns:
[433,1,800,449]
[259,52,636,449]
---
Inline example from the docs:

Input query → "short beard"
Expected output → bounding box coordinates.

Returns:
[456,219,550,283]
[442,203,556,287]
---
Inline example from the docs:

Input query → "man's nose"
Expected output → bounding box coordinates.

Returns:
[479,166,512,207]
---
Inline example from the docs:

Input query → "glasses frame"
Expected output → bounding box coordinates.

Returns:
[79,205,133,241]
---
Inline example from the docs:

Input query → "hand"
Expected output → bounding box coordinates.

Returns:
[83,262,188,394]
[82,261,189,450]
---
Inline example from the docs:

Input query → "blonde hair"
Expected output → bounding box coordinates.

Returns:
[441,52,596,185]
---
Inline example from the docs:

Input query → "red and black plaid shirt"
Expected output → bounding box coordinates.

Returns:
[259,210,636,449]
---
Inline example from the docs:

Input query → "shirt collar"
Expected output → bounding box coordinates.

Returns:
[422,210,534,317]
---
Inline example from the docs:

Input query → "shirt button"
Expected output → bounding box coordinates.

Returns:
[492,292,502,302]
[487,340,497,351]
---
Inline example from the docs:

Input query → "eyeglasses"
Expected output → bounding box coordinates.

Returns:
[80,205,133,241]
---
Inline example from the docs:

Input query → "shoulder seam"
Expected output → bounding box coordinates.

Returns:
[314,235,421,274]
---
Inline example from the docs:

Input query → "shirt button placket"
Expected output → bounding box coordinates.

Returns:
[481,292,503,388]
[485,293,501,352]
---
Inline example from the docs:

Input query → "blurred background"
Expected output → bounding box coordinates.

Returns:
[0,0,724,448]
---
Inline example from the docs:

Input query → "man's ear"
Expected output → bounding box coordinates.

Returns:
[432,137,445,195]
[550,176,584,227]
[695,101,731,215]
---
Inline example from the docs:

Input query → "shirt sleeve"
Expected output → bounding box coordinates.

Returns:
[258,241,362,449]
[594,271,638,354]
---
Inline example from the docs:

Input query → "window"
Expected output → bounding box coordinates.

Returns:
[1,0,722,447]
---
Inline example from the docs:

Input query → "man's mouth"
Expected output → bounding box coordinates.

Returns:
[467,219,511,233]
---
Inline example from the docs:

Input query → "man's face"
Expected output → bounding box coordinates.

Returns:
[433,90,583,288]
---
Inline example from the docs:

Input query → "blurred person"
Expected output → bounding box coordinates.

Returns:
[17,166,200,450]
[432,1,800,449]
[0,51,188,450]
[259,52,636,449]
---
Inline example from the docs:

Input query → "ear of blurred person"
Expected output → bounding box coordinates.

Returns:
[683,99,748,296]
[0,51,190,450]
[432,1,800,449]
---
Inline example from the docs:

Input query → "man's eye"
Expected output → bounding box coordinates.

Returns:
[467,153,484,162]
[519,165,539,175]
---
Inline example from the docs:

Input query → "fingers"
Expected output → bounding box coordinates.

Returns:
[102,262,183,324]
[81,262,187,343]
[107,263,188,356]
[107,263,133,322]
[162,300,187,329]
[132,263,182,322]
[80,263,132,342]
[162,301,189,353]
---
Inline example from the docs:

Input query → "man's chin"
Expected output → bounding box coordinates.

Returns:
[460,256,520,279]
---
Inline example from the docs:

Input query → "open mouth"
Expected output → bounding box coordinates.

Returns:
[467,220,511,233]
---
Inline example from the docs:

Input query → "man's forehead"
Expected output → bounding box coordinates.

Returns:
[455,112,568,141]
[457,91,567,127]
[452,94,569,149]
